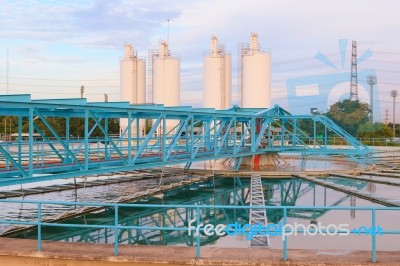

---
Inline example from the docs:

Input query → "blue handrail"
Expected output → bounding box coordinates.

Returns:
[1,199,400,263]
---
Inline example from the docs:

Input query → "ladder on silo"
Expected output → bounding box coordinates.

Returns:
[133,52,137,102]
[147,50,156,103]
[249,174,270,247]
[220,49,225,109]
[237,44,242,107]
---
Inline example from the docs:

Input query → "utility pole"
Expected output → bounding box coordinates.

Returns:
[349,41,358,101]
[104,93,108,102]
[167,19,170,45]
[80,85,85,98]
[391,90,398,138]
[6,49,9,95]
[366,75,377,122]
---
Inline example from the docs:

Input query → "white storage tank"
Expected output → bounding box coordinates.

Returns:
[152,41,180,106]
[203,35,232,109]
[240,33,271,108]
[151,41,180,133]
[120,43,146,136]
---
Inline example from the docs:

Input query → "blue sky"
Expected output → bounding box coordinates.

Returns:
[0,0,399,121]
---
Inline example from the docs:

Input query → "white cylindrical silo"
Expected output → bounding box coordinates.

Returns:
[151,41,180,133]
[120,43,146,136]
[241,33,271,108]
[203,35,232,110]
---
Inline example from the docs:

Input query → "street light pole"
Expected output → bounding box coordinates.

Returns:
[80,85,85,98]
[391,90,398,138]
[367,75,377,122]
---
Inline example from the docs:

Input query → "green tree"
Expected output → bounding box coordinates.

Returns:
[18,117,120,139]
[356,122,393,139]
[325,100,370,136]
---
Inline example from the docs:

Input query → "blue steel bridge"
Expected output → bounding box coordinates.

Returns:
[0,94,371,187]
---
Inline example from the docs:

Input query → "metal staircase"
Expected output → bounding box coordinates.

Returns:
[249,174,270,247]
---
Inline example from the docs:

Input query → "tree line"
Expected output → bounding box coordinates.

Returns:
[0,99,398,141]
[0,116,120,138]
[325,99,396,139]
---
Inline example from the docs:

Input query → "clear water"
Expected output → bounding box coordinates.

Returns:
[5,177,400,251]
[326,176,400,201]
[0,174,189,232]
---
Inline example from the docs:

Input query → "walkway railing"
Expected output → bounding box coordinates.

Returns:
[0,95,371,186]
[1,199,399,263]
[305,137,400,147]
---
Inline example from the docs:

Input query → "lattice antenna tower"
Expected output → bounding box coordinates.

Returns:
[349,40,359,101]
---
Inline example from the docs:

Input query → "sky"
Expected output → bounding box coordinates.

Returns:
[0,0,399,122]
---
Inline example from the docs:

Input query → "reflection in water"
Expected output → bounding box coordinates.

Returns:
[326,177,370,221]
[367,182,376,193]
[9,177,371,247]
[350,196,356,220]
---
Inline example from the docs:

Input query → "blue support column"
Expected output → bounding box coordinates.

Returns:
[105,117,109,154]
[255,118,269,148]
[196,205,201,259]
[293,119,297,147]
[66,117,70,163]
[233,117,237,154]
[313,119,316,149]
[185,118,189,153]
[162,115,166,162]
[283,207,287,260]
[190,116,194,157]
[204,120,210,150]
[372,209,376,262]
[29,107,34,177]
[128,113,132,162]
[213,117,217,154]
[18,115,22,165]
[268,119,271,149]
[114,205,119,255]
[136,115,139,139]
[84,109,89,171]
[282,119,285,148]
[242,122,246,148]
[37,203,42,252]
[250,118,256,152]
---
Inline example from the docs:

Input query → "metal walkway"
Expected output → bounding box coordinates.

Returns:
[0,94,372,187]
[249,174,270,247]
[295,174,400,207]
[331,173,400,187]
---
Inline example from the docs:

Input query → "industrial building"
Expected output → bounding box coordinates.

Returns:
[203,35,232,109]
[119,33,271,135]
[240,33,271,108]
[120,43,146,136]
[149,41,181,133]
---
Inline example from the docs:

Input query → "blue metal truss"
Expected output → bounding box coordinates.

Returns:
[0,94,371,186]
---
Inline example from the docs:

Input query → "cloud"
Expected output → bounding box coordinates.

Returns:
[1,0,400,115]
[0,0,185,49]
